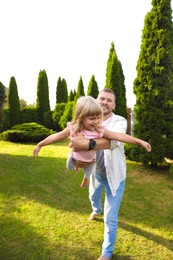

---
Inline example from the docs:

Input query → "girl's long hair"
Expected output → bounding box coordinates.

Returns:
[72,96,103,134]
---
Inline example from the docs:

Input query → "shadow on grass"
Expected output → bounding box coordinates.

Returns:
[119,221,173,253]
[0,153,90,214]
[1,153,173,259]
[0,215,100,260]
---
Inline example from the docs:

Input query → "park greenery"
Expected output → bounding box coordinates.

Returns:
[0,1,173,259]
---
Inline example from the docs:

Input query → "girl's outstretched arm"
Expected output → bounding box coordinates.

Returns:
[33,127,70,156]
[103,129,151,152]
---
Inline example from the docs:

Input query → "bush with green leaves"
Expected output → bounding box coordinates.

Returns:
[0,122,55,143]
[52,103,66,131]
[0,108,10,133]
[21,106,39,123]
[124,143,151,165]
[44,110,54,130]
[59,101,74,129]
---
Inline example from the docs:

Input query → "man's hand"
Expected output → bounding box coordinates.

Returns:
[69,133,89,151]
[72,158,96,169]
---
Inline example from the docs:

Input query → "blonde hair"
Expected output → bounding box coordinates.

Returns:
[72,96,103,133]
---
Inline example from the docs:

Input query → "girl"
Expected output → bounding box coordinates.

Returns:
[33,96,151,188]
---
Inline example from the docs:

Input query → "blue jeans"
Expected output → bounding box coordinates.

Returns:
[89,171,125,258]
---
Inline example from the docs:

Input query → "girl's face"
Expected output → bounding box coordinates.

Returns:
[82,115,101,131]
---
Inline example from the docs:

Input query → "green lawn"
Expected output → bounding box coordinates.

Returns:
[0,140,173,260]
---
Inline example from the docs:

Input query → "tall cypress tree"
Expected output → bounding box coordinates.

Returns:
[61,78,68,102]
[36,70,50,125]
[119,62,127,118]
[133,0,173,165]
[56,77,68,103]
[56,77,62,103]
[68,89,75,101]
[75,76,85,102]
[105,42,127,118]
[7,77,21,127]
[87,75,99,98]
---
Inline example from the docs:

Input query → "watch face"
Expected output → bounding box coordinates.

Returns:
[91,140,96,147]
[90,139,96,148]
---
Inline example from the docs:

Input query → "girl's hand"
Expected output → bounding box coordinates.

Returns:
[141,141,152,152]
[33,145,41,156]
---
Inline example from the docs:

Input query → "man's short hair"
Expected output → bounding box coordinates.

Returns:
[99,88,116,100]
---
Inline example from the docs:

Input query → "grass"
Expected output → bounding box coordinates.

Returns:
[0,140,173,260]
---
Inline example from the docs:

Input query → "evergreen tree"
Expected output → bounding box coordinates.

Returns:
[87,75,99,98]
[61,78,68,102]
[133,0,173,165]
[68,89,75,101]
[0,81,6,128]
[75,76,85,102]
[7,77,21,127]
[36,70,50,125]
[56,77,68,103]
[105,42,127,118]
[56,77,62,103]
[119,62,127,118]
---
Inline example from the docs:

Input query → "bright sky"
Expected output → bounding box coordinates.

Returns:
[0,0,172,109]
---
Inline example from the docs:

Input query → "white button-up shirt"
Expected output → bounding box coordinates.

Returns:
[102,113,127,196]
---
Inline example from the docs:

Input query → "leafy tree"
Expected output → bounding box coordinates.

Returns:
[56,77,68,103]
[36,70,50,125]
[74,76,85,102]
[0,81,6,128]
[133,0,173,166]
[7,77,21,127]
[105,42,127,118]
[87,75,99,98]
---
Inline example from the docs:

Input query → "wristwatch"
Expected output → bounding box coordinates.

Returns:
[88,139,97,151]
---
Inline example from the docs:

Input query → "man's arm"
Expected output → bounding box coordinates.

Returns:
[69,134,111,152]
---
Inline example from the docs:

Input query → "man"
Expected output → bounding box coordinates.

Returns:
[70,88,128,260]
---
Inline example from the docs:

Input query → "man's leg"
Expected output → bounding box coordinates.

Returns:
[101,180,125,259]
[89,172,104,217]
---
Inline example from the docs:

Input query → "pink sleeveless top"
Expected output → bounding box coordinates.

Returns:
[67,122,104,162]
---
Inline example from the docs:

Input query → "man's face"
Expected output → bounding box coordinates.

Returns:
[97,91,115,116]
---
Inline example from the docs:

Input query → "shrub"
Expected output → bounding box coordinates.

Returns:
[0,108,11,132]
[59,101,74,129]
[44,110,54,130]
[0,122,55,143]
[52,103,66,131]
[21,106,39,123]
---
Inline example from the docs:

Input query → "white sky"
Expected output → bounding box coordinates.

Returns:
[0,0,172,109]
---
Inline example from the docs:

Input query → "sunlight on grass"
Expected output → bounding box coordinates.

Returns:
[0,141,173,259]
